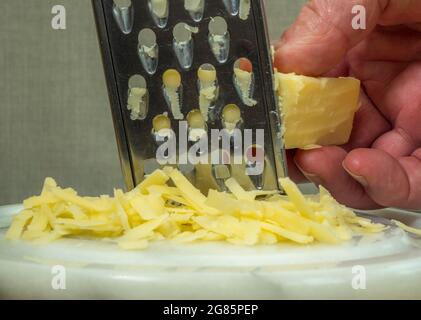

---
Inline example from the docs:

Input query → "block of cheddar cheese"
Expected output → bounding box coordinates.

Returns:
[276,73,361,150]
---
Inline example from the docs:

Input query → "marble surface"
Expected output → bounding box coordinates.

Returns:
[1,204,421,299]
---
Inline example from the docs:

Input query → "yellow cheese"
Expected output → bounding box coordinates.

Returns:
[224,178,255,202]
[130,194,166,220]
[258,231,278,245]
[23,193,59,209]
[277,73,361,149]
[169,169,220,215]
[260,221,314,244]
[114,195,131,231]
[7,168,391,250]
[138,169,169,193]
[393,220,421,236]
[120,214,168,241]
[308,222,341,244]
[51,188,113,212]
[279,178,315,219]
[263,203,310,235]
[6,210,33,240]
[205,190,239,215]
[172,230,208,243]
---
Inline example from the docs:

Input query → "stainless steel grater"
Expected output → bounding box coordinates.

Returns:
[92,0,288,193]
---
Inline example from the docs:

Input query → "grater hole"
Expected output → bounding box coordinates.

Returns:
[184,0,205,22]
[198,63,217,83]
[197,63,218,122]
[138,28,158,75]
[113,0,131,8]
[163,69,182,88]
[162,69,184,120]
[152,113,174,150]
[153,113,172,132]
[173,23,193,43]
[187,109,206,129]
[222,104,241,127]
[173,23,198,70]
[127,75,148,120]
[208,17,230,64]
[138,28,157,48]
[233,57,257,107]
[149,0,169,28]
[209,16,228,36]
[112,0,134,34]
[222,0,240,16]
[187,109,207,142]
[239,0,251,20]
[128,74,147,89]
[234,57,253,72]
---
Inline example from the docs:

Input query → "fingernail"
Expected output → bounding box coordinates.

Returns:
[342,161,368,187]
[294,161,323,186]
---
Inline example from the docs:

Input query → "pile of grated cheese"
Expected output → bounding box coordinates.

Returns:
[5,167,396,250]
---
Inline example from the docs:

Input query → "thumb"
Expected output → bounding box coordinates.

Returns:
[342,148,412,208]
[274,0,384,76]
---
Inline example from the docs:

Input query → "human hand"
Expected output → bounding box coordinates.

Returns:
[274,0,421,209]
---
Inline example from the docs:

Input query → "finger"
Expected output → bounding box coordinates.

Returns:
[275,0,421,76]
[379,0,421,26]
[372,128,418,157]
[343,148,412,208]
[408,23,421,32]
[399,151,421,208]
[274,0,384,75]
[344,90,391,150]
[349,60,409,90]
[294,147,379,209]
[349,28,421,62]
[286,149,307,183]
[351,61,421,124]
[322,59,350,77]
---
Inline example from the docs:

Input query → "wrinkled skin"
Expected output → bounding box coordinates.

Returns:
[274,0,421,210]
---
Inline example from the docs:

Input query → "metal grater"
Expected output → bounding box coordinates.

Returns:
[92,0,288,193]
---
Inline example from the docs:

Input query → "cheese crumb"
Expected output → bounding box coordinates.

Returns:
[6,168,388,250]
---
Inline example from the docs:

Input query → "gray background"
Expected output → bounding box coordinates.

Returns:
[0,0,307,205]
